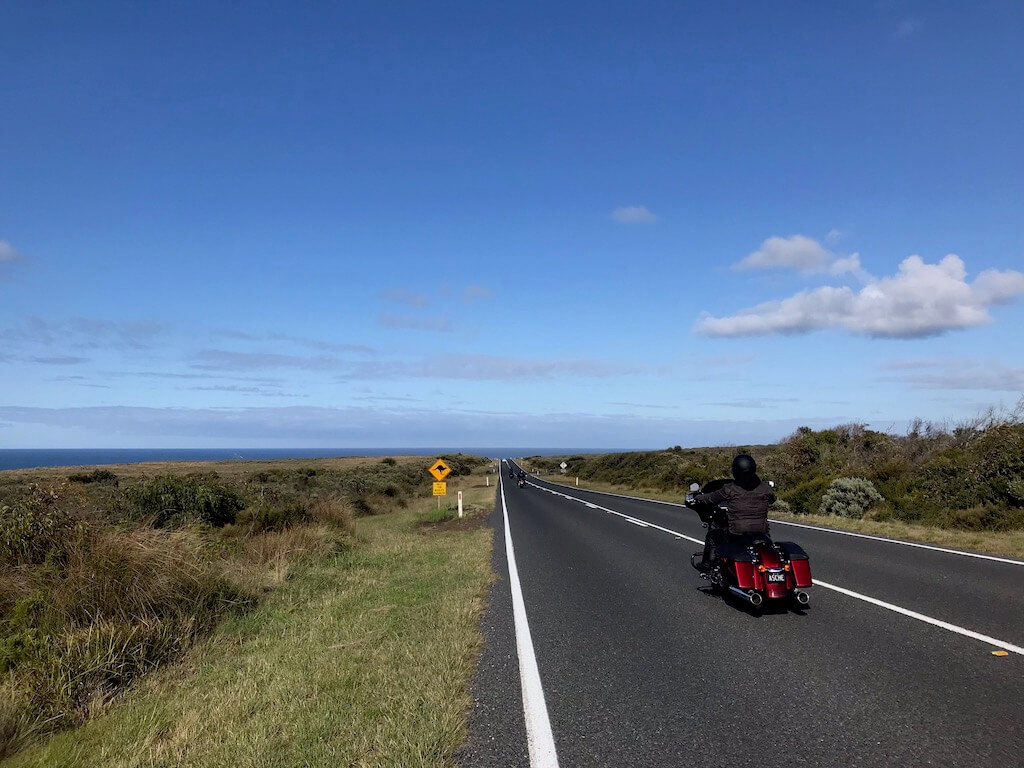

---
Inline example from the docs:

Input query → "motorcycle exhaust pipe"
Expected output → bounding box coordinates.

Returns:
[794,590,810,606]
[728,586,763,608]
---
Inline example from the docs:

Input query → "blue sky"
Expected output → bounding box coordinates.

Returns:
[2,1,1023,449]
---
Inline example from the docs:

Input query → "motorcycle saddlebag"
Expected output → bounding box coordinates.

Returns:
[777,542,812,587]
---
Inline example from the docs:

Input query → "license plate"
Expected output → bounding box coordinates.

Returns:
[766,571,786,583]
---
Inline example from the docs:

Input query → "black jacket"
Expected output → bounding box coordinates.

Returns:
[695,480,775,535]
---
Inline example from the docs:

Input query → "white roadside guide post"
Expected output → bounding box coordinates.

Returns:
[458,490,463,518]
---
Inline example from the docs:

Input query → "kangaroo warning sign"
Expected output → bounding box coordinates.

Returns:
[429,459,452,481]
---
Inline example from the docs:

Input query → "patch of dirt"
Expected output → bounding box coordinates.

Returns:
[416,513,489,534]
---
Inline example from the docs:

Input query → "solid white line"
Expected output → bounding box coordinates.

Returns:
[813,579,1024,656]
[528,476,1024,567]
[500,475,561,768]
[541,480,1024,656]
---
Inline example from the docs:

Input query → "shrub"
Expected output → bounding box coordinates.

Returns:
[0,486,78,566]
[123,474,244,528]
[783,476,831,515]
[819,477,884,518]
[243,502,310,533]
[1007,477,1024,507]
[67,469,118,485]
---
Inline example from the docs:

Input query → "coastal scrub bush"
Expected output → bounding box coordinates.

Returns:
[67,469,118,485]
[819,477,885,518]
[0,485,78,566]
[782,476,831,515]
[123,474,244,528]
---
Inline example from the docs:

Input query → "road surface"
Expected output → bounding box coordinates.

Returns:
[459,463,1024,768]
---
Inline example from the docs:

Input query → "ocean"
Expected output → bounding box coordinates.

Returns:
[0,448,618,472]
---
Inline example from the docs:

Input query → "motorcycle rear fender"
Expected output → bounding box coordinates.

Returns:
[733,560,757,589]
[790,558,812,587]
[776,541,812,587]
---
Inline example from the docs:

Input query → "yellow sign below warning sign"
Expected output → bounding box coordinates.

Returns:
[429,459,452,481]
[432,482,447,496]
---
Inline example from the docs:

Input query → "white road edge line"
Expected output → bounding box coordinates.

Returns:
[500,475,561,768]
[532,478,1024,657]
[524,474,1024,567]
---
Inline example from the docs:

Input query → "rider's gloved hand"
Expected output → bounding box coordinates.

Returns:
[685,493,696,505]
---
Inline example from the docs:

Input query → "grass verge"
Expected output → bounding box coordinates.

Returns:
[533,472,1024,559]
[3,476,496,767]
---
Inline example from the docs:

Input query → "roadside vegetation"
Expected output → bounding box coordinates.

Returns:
[0,453,491,763]
[524,402,1024,556]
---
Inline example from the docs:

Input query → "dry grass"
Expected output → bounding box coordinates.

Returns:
[5,483,496,767]
[0,467,375,759]
[0,456,419,486]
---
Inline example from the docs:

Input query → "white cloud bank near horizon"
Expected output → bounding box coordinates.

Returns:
[698,246,1024,338]
[0,404,854,450]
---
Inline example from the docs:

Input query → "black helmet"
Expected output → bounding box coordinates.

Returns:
[731,454,757,480]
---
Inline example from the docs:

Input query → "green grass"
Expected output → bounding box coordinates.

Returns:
[4,484,495,767]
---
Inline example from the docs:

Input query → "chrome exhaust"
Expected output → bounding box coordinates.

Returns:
[728,586,763,607]
[794,590,810,606]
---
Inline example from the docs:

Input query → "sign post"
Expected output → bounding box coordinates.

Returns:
[429,459,452,511]
[457,490,463,518]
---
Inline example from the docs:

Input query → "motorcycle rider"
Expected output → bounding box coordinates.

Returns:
[687,454,775,571]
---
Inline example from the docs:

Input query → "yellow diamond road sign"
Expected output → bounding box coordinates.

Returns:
[429,459,452,481]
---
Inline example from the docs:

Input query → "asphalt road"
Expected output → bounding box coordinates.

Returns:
[459,464,1024,768]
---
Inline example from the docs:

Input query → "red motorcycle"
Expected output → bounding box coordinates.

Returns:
[685,480,812,610]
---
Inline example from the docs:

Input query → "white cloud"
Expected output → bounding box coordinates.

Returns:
[337,354,652,382]
[896,19,922,38]
[697,254,1024,339]
[380,289,430,308]
[882,359,1024,392]
[377,313,452,332]
[611,205,658,224]
[0,241,21,262]
[735,234,835,272]
[0,241,24,276]
[734,234,868,279]
[829,253,864,276]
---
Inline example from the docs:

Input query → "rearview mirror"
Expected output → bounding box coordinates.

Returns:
[689,483,700,492]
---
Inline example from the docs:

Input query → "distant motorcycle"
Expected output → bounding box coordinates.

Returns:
[517,475,527,489]
[685,480,812,611]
